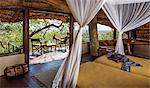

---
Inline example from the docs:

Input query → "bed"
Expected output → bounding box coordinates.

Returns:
[94,55,150,77]
[77,62,150,88]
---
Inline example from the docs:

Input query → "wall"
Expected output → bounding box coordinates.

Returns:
[133,44,150,59]
[135,23,150,41]
[132,22,150,59]
[0,54,25,76]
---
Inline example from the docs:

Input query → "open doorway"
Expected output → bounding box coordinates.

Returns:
[29,19,69,64]
[29,11,70,65]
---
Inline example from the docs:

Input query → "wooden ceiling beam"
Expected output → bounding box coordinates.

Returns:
[23,2,50,8]
[29,16,68,22]
[0,0,111,23]
[25,6,70,14]
[0,12,14,16]
[97,18,109,21]
[30,10,70,16]
[0,6,25,10]
[0,14,12,18]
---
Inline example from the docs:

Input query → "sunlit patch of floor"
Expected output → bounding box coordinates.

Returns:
[29,47,69,65]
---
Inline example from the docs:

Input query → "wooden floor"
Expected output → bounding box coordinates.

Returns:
[0,54,97,88]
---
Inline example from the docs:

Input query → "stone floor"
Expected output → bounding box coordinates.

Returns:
[29,51,68,65]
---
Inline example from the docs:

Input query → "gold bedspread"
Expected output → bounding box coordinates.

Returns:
[77,62,150,88]
[94,55,150,77]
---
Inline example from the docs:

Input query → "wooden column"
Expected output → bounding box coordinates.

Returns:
[113,28,117,40]
[89,16,99,56]
[23,9,29,64]
[113,28,117,46]
[69,14,74,49]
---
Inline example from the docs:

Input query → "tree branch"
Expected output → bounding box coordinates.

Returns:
[30,22,63,37]
[0,41,5,48]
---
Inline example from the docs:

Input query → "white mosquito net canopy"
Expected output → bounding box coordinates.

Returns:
[103,0,150,55]
[52,0,106,88]
[51,0,150,88]
[108,0,150,4]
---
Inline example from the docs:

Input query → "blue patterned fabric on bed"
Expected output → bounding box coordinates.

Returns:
[107,50,141,72]
[120,56,141,72]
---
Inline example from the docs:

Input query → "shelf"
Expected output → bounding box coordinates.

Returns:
[136,38,150,42]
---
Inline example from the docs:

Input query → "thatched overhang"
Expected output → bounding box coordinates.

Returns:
[0,0,112,26]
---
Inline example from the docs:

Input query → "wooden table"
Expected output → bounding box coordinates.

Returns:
[33,43,57,54]
[44,43,57,52]
[125,41,149,55]
[98,46,107,56]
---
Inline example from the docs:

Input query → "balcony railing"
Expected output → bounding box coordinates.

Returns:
[0,41,23,56]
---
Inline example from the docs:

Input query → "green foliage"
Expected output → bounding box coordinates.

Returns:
[0,22,23,54]
[29,19,49,31]
[0,19,70,54]
[98,32,113,40]
[82,31,90,42]
[82,29,113,43]
[0,19,114,54]
[31,21,69,43]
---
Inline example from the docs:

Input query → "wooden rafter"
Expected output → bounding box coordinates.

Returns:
[0,14,12,19]
[30,10,69,16]
[47,0,70,13]
[11,10,22,22]
[0,0,110,24]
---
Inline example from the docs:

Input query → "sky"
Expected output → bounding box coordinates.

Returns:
[97,24,113,32]
[74,22,113,32]
[28,19,113,32]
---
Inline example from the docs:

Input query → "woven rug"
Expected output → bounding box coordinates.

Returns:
[32,59,63,88]
[32,66,60,88]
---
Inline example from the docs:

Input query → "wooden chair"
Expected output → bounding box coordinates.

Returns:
[31,38,43,56]
[53,35,69,52]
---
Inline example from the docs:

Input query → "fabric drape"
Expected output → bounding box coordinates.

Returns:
[51,0,106,88]
[103,0,150,55]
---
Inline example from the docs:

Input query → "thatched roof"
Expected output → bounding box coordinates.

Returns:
[0,0,112,26]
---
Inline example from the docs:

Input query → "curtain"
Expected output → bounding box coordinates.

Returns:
[102,0,150,55]
[51,0,106,88]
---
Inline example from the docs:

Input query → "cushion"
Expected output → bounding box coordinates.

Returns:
[94,55,150,77]
[4,64,28,77]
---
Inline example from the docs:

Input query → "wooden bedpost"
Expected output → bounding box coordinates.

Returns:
[89,15,99,56]
[69,14,74,49]
[23,8,29,65]
[113,28,117,40]
[113,27,117,46]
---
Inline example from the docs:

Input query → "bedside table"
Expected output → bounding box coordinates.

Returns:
[98,46,107,56]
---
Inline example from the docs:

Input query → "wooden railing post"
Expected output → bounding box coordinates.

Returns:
[113,27,117,46]
[69,14,74,49]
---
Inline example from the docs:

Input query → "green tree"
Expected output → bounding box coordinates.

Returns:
[0,22,23,54]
